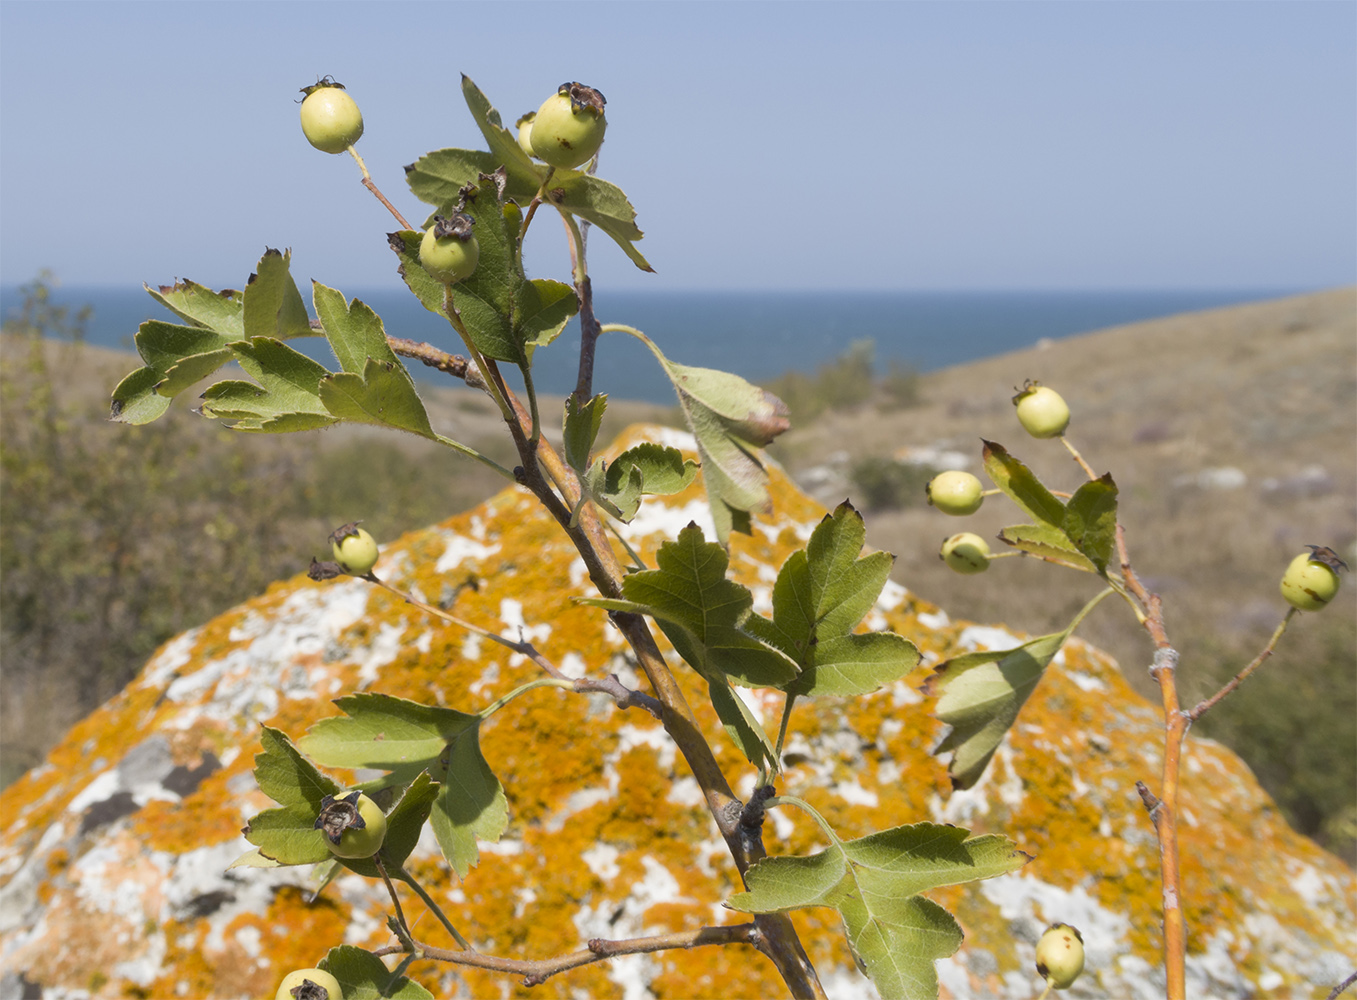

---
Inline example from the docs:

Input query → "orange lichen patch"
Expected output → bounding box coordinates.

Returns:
[132,756,254,853]
[649,941,777,999]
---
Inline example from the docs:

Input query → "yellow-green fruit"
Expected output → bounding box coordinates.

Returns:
[299,83,363,154]
[317,791,388,859]
[275,967,342,1000]
[927,470,985,516]
[419,224,480,284]
[332,528,379,575]
[1280,552,1341,611]
[516,112,537,158]
[1014,383,1071,438]
[1035,922,1085,990]
[941,532,990,574]
[530,83,607,169]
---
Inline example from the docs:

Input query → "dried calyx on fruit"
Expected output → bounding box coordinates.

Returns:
[315,790,388,860]
[1013,379,1071,439]
[529,82,607,170]
[330,522,379,575]
[275,967,342,1000]
[1034,922,1085,990]
[419,211,480,285]
[1279,544,1347,612]
[298,77,364,154]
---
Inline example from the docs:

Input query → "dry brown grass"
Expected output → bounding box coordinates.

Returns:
[769,288,1357,858]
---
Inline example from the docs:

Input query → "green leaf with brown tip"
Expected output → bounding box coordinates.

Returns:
[982,440,1065,529]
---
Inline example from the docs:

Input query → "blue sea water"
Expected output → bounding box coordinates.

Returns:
[0,284,1298,404]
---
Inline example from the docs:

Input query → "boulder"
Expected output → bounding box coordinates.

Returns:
[2,427,1352,999]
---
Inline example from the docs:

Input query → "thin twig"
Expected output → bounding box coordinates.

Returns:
[1187,609,1297,721]
[1326,970,1357,1000]
[374,924,762,987]
[363,177,414,230]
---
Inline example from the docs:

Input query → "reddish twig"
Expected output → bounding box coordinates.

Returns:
[1186,610,1297,721]
[375,924,762,987]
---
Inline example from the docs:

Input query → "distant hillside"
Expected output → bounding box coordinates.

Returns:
[770,287,1357,860]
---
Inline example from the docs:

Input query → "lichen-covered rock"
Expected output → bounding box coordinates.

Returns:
[2,426,1353,999]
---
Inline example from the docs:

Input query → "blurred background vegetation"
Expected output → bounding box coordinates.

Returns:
[2,280,1353,868]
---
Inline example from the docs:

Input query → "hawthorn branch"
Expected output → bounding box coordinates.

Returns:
[376,924,762,987]
[1120,519,1187,1000]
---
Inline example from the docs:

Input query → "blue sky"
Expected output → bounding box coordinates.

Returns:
[1,1,1353,293]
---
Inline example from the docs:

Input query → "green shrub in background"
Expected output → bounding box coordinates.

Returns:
[849,455,937,511]
[0,278,502,788]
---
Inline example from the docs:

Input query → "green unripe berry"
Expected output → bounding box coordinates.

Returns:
[940,532,991,574]
[1280,549,1343,611]
[275,967,342,1000]
[516,112,537,158]
[1013,382,1071,439]
[316,790,387,860]
[927,471,985,516]
[419,214,479,285]
[299,79,364,154]
[331,525,379,575]
[530,82,607,170]
[1035,922,1085,990]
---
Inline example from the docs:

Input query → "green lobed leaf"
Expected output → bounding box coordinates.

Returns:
[744,504,919,698]
[1063,473,1119,574]
[241,248,311,341]
[389,229,447,317]
[515,277,579,355]
[199,337,337,432]
[443,176,521,363]
[431,719,508,879]
[110,365,172,424]
[458,75,549,195]
[241,804,333,866]
[144,279,245,337]
[924,588,1112,789]
[319,357,437,439]
[405,147,535,210]
[706,676,778,770]
[582,523,799,689]
[982,440,1066,529]
[253,726,341,809]
[298,693,507,878]
[995,523,1097,571]
[131,321,235,396]
[583,442,701,523]
[728,822,1030,1000]
[312,282,399,374]
[224,848,282,871]
[624,330,789,543]
[564,393,608,474]
[320,945,435,1000]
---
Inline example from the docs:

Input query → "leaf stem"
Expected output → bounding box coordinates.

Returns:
[764,795,841,847]
[476,678,575,719]
[398,867,473,951]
